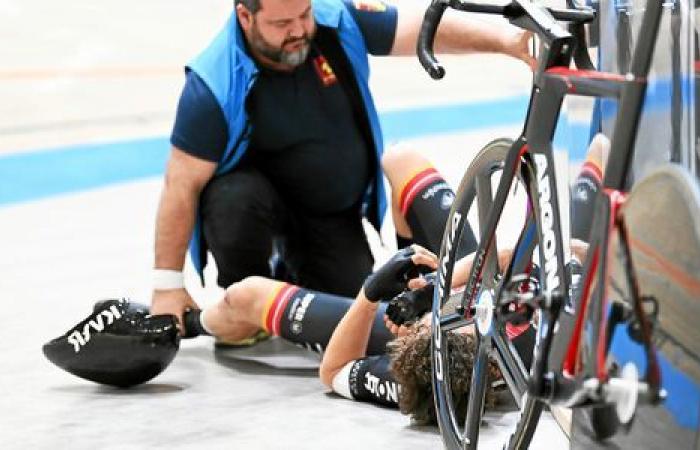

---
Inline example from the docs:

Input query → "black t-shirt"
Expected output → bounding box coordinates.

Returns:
[171,0,397,214]
[244,40,371,213]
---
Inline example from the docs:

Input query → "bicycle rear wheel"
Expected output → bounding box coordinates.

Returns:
[432,138,543,450]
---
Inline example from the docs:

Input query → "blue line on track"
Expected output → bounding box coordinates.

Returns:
[0,77,682,207]
[0,137,168,206]
[1,97,534,206]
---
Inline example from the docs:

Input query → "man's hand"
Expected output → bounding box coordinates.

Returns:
[363,245,438,303]
[151,288,199,334]
[506,30,537,71]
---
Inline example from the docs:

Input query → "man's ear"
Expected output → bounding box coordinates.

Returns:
[236,3,253,31]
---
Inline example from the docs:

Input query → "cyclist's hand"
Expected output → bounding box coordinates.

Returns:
[507,30,537,71]
[385,273,436,326]
[363,245,437,302]
[151,288,199,334]
[384,318,413,337]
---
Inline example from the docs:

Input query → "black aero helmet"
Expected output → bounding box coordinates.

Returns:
[43,298,180,388]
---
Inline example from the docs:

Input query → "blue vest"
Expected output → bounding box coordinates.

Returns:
[186,0,386,279]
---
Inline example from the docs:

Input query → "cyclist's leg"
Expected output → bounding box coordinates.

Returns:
[571,133,610,241]
[203,277,393,354]
[382,145,477,254]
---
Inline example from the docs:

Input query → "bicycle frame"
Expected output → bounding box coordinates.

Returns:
[428,0,666,432]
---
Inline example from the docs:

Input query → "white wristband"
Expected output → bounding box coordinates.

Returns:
[153,269,185,290]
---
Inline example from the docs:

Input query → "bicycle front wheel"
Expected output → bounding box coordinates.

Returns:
[431,138,543,450]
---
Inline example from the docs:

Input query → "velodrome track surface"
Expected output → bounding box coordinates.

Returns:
[0,1,573,448]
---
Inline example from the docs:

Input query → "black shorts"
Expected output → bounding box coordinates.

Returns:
[199,167,374,296]
[265,284,394,355]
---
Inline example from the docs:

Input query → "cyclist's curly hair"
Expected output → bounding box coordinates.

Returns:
[388,322,501,425]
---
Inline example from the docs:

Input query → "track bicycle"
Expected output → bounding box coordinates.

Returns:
[417,0,670,448]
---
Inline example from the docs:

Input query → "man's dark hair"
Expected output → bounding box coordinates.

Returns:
[236,0,262,13]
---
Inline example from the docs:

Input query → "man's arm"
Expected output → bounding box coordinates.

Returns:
[151,146,217,327]
[390,6,535,68]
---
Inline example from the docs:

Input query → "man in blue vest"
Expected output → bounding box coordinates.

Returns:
[151,0,534,329]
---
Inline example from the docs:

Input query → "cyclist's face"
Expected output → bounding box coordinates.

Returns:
[238,0,315,69]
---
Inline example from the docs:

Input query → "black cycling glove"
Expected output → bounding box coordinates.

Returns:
[363,247,431,303]
[385,272,436,326]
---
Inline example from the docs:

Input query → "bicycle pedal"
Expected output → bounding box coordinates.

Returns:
[519,291,563,312]
[502,273,539,298]
[497,273,542,313]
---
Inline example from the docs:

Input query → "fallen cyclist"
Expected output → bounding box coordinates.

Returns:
[317,134,608,422]
[45,135,608,425]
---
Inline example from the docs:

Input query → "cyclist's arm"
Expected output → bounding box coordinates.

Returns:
[451,241,589,288]
[390,5,535,68]
[320,246,436,388]
[451,249,516,288]
[328,354,401,408]
[319,289,377,388]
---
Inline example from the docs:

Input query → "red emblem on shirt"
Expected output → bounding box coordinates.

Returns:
[353,0,386,12]
[313,55,338,87]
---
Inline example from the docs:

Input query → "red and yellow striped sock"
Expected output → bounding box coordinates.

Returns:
[581,158,603,183]
[398,166,442,216]
[261,283,300,336]
[580,133,609,183]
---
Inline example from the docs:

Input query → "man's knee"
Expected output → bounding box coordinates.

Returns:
[201,170,284,286]
[201,170,280,243]
[201,169,280,219]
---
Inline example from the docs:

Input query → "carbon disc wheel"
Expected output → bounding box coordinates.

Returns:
[431,138,544,450]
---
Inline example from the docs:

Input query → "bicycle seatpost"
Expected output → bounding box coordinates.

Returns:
[605,0,665,190]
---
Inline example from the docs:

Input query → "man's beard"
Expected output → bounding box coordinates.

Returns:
[250,22,312,67]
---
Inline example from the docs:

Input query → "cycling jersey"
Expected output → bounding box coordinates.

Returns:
[333,355,400,407]
[260,280,537,410]
[331,326,536,409]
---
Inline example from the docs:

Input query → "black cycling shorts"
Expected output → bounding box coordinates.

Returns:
[262,284,394,355]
